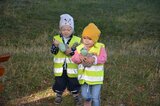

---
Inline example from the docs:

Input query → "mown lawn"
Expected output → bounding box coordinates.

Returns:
[0,0,160,106]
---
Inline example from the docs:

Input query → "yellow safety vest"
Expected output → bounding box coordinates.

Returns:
[53,35,81,77]
[77,43,105,85]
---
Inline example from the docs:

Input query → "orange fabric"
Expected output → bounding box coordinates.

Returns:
[0,66,5,76]
[0,83,4,92]
[82,23,101,42]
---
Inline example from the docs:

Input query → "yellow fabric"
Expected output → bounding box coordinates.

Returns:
[77,43,105,56]
[82,23,101,42]
[76,42,105,85]
[53,35,81,77]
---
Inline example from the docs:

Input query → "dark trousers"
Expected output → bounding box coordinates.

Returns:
[52,69,81,95]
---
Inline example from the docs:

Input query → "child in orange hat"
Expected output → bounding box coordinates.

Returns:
[71,23,107,106]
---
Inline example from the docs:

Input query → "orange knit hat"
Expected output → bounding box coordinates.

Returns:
[82,23,101,42]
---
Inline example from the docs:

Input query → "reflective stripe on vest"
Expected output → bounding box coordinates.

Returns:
[54,68,78,74]
[76,43,105,84]
[54,58,73,63]
[78,75,103,82]
[53,35,81,77]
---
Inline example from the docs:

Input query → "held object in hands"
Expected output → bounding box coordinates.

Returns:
[71,42,79,51]
[58,43,67,52]
[58,42,79,52]
[53,37,79,53]
[80,48,93,67]
[80,48,88,56]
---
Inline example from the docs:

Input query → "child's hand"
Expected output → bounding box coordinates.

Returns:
[79,54,86,63]
[86,57,95,65]
[79,55,94,67]
[65,47,72,55]
[53,39,60,47]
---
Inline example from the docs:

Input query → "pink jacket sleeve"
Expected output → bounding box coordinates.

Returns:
[96,47,107,64]
[71,51,81,64]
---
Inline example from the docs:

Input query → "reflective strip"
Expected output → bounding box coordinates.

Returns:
[78,75,103,82]
[54,68,63,73]
[54,58,73,63]
[54,58,65,63]
[67,68,78,74]
[66,58,74,63]
[78,65,104,71]
[71,90,78,93]
[55,90,61,93]
[54,68,77,74]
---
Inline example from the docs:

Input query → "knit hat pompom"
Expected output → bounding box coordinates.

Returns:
[59,14,74,30]
[82,23,101,42]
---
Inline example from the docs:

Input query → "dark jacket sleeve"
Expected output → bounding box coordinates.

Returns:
[51,43,59,54]
[69,47,76,56]
[69,42,79,56]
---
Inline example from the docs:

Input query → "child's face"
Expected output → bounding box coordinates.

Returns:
[82,36,94,48]
[60,25,73,38]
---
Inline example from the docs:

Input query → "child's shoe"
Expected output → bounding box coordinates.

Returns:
[73,94,83,106]
[54,93,62,104]
[84,100,91,106]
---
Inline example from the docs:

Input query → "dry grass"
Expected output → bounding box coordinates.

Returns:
[0,0,160,106]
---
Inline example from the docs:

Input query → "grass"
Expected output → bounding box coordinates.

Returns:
[0,0,160,106]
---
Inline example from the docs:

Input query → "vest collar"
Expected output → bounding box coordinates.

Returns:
[60,34,73,44]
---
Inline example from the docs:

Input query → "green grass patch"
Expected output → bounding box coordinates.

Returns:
[0,0,160,105]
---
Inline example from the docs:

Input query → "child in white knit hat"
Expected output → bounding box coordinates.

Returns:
[51,14,82,106]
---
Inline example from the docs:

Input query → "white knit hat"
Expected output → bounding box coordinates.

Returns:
[59,14,74,31]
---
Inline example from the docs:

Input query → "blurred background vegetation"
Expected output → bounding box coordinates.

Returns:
[0,0,160,106]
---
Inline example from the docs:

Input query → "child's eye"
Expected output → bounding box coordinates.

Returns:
[61,27,71,31]
[83,37,91,40]
[67,29,71,31]
[88,38,92,40]
[83,37,86,39]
